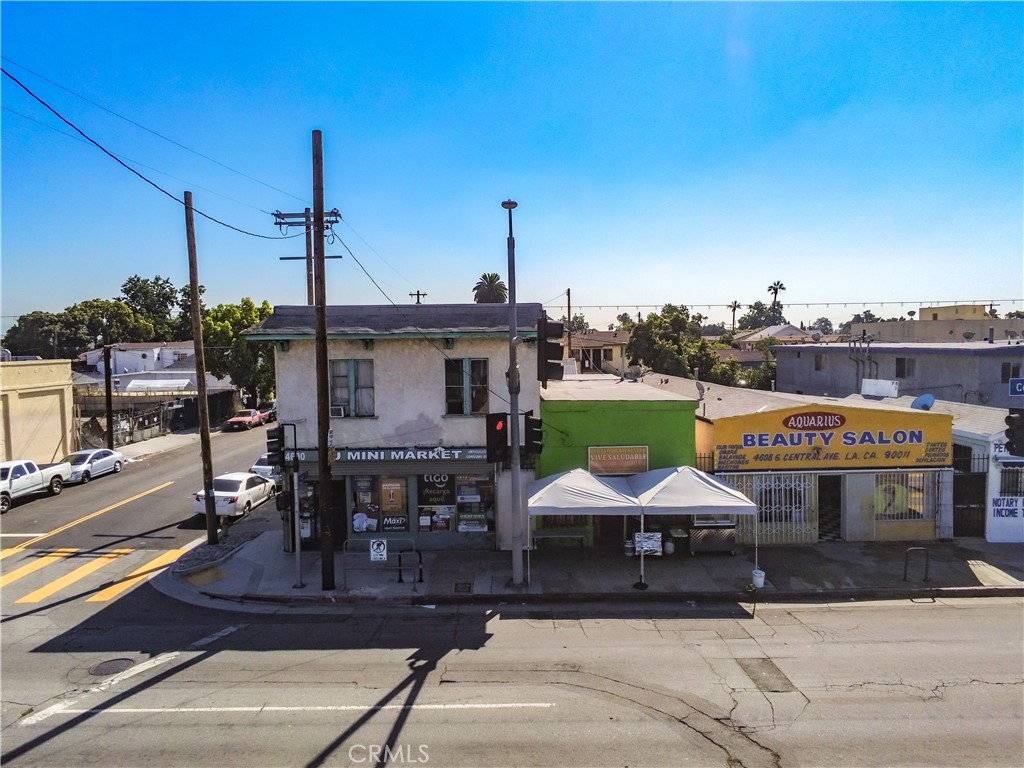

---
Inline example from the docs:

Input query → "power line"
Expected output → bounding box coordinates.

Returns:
[1,56,309,206]
[551,299,1024,313]
[2,67,299,241]
[3,106,274,214]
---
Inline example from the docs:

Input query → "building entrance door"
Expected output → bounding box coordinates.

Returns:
[818,475,842,541]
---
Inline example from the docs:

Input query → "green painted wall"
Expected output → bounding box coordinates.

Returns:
[538,399,697,477]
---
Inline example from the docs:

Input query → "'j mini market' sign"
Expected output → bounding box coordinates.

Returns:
[714,405,952,472]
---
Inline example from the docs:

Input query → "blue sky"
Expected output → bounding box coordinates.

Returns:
[2,1,1022,336]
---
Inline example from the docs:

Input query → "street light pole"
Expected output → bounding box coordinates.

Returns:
[502,199,525,586]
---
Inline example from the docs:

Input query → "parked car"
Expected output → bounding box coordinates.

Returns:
[193,472,277,517]
[249,453,276,479]
[62,448,125,484]
[223,409,269,431]
[257,400,277,422]
[1,459,73,513]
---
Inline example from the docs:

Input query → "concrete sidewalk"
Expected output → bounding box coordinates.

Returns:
[126,429,1024,613]
[151,501,1024,613]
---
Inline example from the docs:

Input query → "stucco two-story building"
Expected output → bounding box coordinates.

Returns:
[245,303,548,552]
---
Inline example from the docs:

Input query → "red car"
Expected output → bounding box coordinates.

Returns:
[223,409,268,431]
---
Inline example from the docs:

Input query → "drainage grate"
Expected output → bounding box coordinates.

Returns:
[88,658,134,676]
[454,582,473,593]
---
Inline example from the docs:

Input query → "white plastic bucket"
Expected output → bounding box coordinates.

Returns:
[663,539,675,555]
[752,569,766,589]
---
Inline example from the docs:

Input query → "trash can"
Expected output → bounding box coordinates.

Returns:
[752,569,765,589]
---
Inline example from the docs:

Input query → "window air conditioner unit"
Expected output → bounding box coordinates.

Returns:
[330,406,346,418]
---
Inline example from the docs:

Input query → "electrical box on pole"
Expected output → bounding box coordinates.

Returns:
[486,412,509,463]
[1005,408,1024,457]
[536,314,564,389]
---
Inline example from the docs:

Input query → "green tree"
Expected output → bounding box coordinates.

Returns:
[203,299,275,405]
[472,273,508,303]
[559,313,590,334]
[615,312,637,332]
[737,300,786,330]
[2,311,61,357]
[810,317,834,334]
[120,275,179,340]
[745,338,778,391]
[175,284,206,340]
[60,299,154,350]
[727,300,742,331]
[768,280,786,311]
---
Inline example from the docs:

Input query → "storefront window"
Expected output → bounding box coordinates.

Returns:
[379,476,409,532]
[351,476,380,533]
[417,473,494,532]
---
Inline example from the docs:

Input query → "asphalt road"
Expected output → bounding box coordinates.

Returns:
[0,428,270,552]
[2,434,1022,767]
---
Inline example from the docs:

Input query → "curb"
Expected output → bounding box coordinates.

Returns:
[192,584,1024,608]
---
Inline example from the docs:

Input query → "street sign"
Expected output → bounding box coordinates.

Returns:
[370,538,387,562]
[1009,378,1024,397]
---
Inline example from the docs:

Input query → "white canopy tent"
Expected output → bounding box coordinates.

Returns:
[528,466,758,589]
[527,468,639,516]
[623,467,757,588]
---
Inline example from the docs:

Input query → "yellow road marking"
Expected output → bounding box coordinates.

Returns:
[16,549,134,604]
[0,482,175,561]
[0,548,79,587]
[85,549,185,602]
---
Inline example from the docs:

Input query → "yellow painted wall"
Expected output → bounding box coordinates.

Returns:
[0,360,75,463]
[715,405,952,472]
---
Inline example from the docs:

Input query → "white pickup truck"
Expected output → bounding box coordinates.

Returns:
[0,459,73,513]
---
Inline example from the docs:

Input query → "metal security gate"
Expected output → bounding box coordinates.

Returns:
[953,471,986,537]
[729,472,818,545]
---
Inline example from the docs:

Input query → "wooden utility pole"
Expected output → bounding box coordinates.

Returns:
[103,344,114,450]
[184,191,218,545]
[566,287,572,358]
[312,130,335,590]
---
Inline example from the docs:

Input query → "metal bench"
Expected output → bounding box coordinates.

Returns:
[531,526,588,548]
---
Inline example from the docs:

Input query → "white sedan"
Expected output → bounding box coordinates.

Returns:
[248,453,276,479]
[193,472,276,517]
[62,449,125,484]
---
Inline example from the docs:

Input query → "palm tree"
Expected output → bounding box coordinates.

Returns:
[472,273,508,304]
[727,301,742,331]
[767,281,786,310]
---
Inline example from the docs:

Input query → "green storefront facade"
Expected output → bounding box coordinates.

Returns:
[533,386,698,545]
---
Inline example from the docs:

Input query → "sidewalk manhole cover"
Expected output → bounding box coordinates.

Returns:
[454,582,472,593]
[736,658,796,693]
[88,658,134,676]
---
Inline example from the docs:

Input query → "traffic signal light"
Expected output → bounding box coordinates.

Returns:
[536,314,564,389]
[485,412,509,463]
[524,410,543,455]
[1005,408,1024,457]
[266,425,285,467]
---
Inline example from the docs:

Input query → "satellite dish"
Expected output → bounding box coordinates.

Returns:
[911,393,935,411]
[811,331,822,342]
[962,331,975,341]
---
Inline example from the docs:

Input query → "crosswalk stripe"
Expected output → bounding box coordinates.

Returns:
[85,549,185,602]
[0,482,174,561]
[0,548,79,588]
[16,549,134,604]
